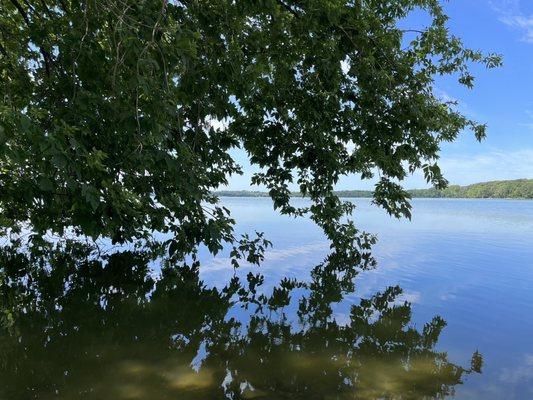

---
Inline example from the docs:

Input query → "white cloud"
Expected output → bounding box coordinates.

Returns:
[437,149,533,185]
[336,147,533,190]
[500,14,533,42]
[225,146,533,192]
[433,88,482,120]
[435,88,459,105]
[518,110,533,129]
[493,0,533,43]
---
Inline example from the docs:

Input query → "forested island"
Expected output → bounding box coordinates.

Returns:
[216,179,533,199]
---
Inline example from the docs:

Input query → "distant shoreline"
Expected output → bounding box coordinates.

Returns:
[216,195,532,200]
[215,179,533,200]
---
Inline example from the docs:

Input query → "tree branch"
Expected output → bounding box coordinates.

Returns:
[400,29,424,35]
[58,0,69,14]
[38,0,53,18]
[274,0,300,18]
[40,48,51,75]
[9,0,30,24]
[9,0,53,76]
[21,0,37,15]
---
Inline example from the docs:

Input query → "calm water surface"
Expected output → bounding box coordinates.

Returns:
[204,198,533,399]
[0,198,532,399]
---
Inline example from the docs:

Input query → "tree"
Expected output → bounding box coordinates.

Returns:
[0,0,500,257]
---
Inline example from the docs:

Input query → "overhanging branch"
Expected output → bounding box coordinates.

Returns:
[274,0,300,18]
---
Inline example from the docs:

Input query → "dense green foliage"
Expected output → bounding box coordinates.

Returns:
[217,179,533,199]
[0,3,501,396]
[0,0,500,256]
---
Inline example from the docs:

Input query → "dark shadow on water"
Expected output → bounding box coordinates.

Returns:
[0,242,481,399]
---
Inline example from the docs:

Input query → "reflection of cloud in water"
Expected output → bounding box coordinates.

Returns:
[0,240,486,399]
[203,242,330,272]
[398,291,421,304]
[499,355,533,384]
[440,292,457,301]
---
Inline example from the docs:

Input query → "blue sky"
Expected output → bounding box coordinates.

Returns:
[226,0,533,190]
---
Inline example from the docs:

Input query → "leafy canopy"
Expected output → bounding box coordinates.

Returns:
[0,0,500,256]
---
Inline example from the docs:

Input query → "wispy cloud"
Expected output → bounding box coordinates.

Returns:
[334,147,533,191]
[493,0,533,43]
[500,15,533,42]
[519,110,533,129]
[435,88,460,105]
[433,87,484,121]
[437,149,533,184]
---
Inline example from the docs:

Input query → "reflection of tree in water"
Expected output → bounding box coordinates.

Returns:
[0,242,481,399]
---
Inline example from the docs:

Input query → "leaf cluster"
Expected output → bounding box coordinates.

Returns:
[0,0,500,256]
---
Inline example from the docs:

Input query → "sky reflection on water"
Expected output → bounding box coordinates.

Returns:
[0,198,531,399]
[201,198,533,399]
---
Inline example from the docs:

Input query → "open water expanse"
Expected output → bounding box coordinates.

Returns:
[200,197,533,399]
[1,197,532,399]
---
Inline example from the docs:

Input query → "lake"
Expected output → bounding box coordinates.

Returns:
[1,198,532,399]
[201,197,533,399]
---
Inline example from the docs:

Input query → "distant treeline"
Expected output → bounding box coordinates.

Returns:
[216,179,533,199]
